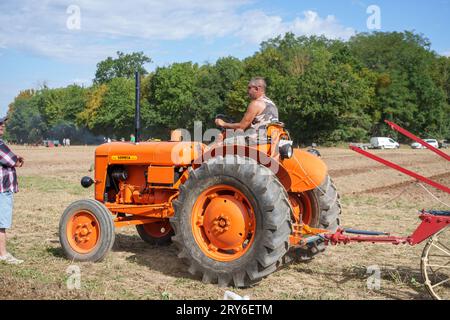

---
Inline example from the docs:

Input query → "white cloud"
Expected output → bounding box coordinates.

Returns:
[236,10,355,44]
[292,11,355,39]
[0,0,355,62]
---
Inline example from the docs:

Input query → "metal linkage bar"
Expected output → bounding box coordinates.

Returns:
[322,212,450,246]
[350,145,450,194]
[324,229,409,245]
[385,120,450,161]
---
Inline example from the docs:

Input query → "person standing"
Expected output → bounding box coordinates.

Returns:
[0,116,24,264]
[130,134,136,143]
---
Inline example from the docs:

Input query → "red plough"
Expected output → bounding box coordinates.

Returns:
[319,120,450,299]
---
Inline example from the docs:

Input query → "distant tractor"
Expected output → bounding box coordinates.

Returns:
[59,74,341,287]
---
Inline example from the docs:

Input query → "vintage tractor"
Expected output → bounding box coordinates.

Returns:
[59,75,341,287]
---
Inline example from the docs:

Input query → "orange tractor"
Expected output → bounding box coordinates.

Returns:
[59,75,341,287]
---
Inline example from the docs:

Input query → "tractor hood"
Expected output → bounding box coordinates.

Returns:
[95,141,205,166]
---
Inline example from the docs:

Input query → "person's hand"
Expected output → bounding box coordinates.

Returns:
[215,118,226,128]
[15,156,24,168]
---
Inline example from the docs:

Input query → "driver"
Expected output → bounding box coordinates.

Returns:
[215,77,279,134]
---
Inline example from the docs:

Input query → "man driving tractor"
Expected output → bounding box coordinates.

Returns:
[214,77,279,133]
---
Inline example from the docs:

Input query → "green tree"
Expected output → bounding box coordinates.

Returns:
[5,31,449,145]
[94,51,152,84]
[82,77,137,137]
[147,62,200,130]
[349,31,450,139]
[5,90,47,144]
[37,84,88,128]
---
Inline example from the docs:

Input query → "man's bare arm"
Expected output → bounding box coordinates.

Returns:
[216,101,263,130]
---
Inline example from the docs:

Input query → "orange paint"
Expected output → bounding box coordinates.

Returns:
[66,211,100,254]
[148,166,174,184]
[191,185,256,262]
[281,149,327,192]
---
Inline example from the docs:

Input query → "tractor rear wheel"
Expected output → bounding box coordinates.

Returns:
[136,220,173,246]
[170,155,292,287]
[59,199,115,262]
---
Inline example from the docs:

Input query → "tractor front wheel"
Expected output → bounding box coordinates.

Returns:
[171,155,292,287]
[59,199,115,262]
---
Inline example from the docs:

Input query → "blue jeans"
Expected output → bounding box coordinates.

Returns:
[0,191,14,229]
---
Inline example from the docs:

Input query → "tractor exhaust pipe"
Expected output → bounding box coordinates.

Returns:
[135,71,141,143]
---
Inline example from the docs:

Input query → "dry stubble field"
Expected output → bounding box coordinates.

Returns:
[0,145,449,300]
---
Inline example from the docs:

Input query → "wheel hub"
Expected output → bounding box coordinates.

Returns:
[67,211,100,253]
[212,215,231,234]
[75,226,92,243]
[202,195,251,251]
[191,184,256,262]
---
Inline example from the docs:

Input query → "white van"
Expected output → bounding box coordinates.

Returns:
[370,137,400,149]
[411,139,439,149]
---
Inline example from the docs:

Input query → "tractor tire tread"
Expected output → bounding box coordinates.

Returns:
[170,155,291,288]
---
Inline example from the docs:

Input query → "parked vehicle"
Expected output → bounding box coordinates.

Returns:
[370,137,400,149]
[411,139,439,149]
[43,139,60,147]
[439,140,449,149]
[351,143,372,150]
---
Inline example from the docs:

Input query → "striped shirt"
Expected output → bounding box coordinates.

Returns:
[0,139,18,193]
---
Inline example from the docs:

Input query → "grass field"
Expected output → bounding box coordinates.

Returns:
[0,145,449,300]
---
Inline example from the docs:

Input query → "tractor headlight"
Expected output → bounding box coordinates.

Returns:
[279,141,293,160]
[81,176,94,188]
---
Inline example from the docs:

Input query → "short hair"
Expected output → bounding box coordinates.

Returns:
[249,77,266,91]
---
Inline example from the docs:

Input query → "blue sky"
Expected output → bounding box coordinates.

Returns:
[0,0,449,116]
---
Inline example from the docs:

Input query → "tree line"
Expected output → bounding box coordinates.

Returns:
[5,31,450,145]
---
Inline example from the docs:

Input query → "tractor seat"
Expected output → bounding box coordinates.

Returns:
[267,120,285,128]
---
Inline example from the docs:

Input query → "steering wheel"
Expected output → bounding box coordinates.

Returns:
[215,114,236,132]
[215,114,235,124]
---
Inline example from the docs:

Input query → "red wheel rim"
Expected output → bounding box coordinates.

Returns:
[142,221,172,238]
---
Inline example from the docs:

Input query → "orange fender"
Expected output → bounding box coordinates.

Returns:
[280,149,328,193]
[194,145,327,193]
